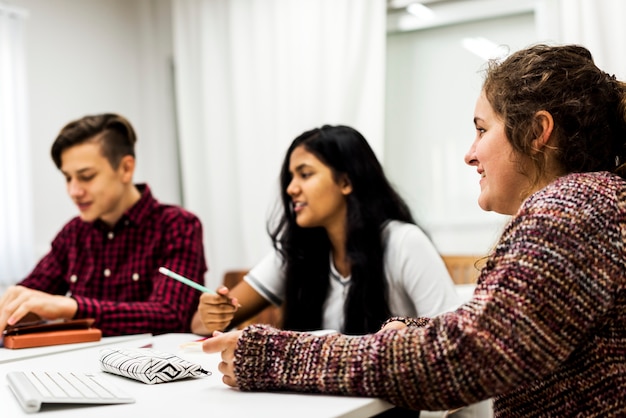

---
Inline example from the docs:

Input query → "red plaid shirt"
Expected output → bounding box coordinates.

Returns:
[19,184,208,336]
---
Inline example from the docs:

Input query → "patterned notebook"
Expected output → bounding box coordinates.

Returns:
[99,347,210,384]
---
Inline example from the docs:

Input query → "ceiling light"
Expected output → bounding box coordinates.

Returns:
[406,3,435,20]
[461,37,509,61]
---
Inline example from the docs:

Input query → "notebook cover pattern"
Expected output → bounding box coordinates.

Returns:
[99,347,210,384]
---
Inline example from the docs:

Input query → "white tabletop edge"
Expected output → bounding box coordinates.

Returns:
[0,333,152,364]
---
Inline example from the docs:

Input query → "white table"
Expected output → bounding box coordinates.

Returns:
[0,333,393,417]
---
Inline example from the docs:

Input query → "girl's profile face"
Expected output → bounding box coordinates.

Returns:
[286,145,352,233]
[464,92,532,215]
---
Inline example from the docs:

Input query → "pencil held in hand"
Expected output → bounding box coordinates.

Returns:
[158,267,215,294]
[158,267,241,307]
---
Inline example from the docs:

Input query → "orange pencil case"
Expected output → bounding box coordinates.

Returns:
[2,318,102,349]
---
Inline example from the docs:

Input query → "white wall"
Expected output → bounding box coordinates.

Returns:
[384,5,537,256]
[8,0,179,260]
[2,0,540,282]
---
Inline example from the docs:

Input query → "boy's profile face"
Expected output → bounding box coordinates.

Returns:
[60,140,134,226]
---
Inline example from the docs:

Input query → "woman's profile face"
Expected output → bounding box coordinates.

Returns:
[464,92,531,215]
[286,145,352,232]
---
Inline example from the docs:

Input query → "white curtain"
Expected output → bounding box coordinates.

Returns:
[172,0,386,287]
[0,5,34,286]
[537,0,626,78]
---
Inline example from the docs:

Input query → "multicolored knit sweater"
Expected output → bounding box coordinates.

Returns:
[232,172,626,417]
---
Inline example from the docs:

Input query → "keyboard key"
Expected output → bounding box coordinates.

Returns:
[60,372,101,398]
[22,371,53,398]
[74,373,115,399]
[35,372,69,398]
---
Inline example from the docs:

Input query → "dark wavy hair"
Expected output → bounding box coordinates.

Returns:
[51,113,137,170]
[269,125,417,334]
[483,44,626,184]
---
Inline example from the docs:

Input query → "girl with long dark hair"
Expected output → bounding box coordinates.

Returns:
[192,125,459,335]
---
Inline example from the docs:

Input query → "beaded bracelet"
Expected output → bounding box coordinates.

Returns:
[381,316,430,329]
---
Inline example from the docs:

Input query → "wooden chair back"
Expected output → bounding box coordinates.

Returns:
[441,255,484,285]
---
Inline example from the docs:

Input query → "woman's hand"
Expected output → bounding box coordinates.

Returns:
[191,286,240,335]
[203,330,243,387]
[378,320,408,332]
[378,316,430,332]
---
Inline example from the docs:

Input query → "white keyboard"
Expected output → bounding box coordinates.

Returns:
[7,370,135,413]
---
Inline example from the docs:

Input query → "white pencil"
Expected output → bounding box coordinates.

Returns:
[158,267,215,294]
